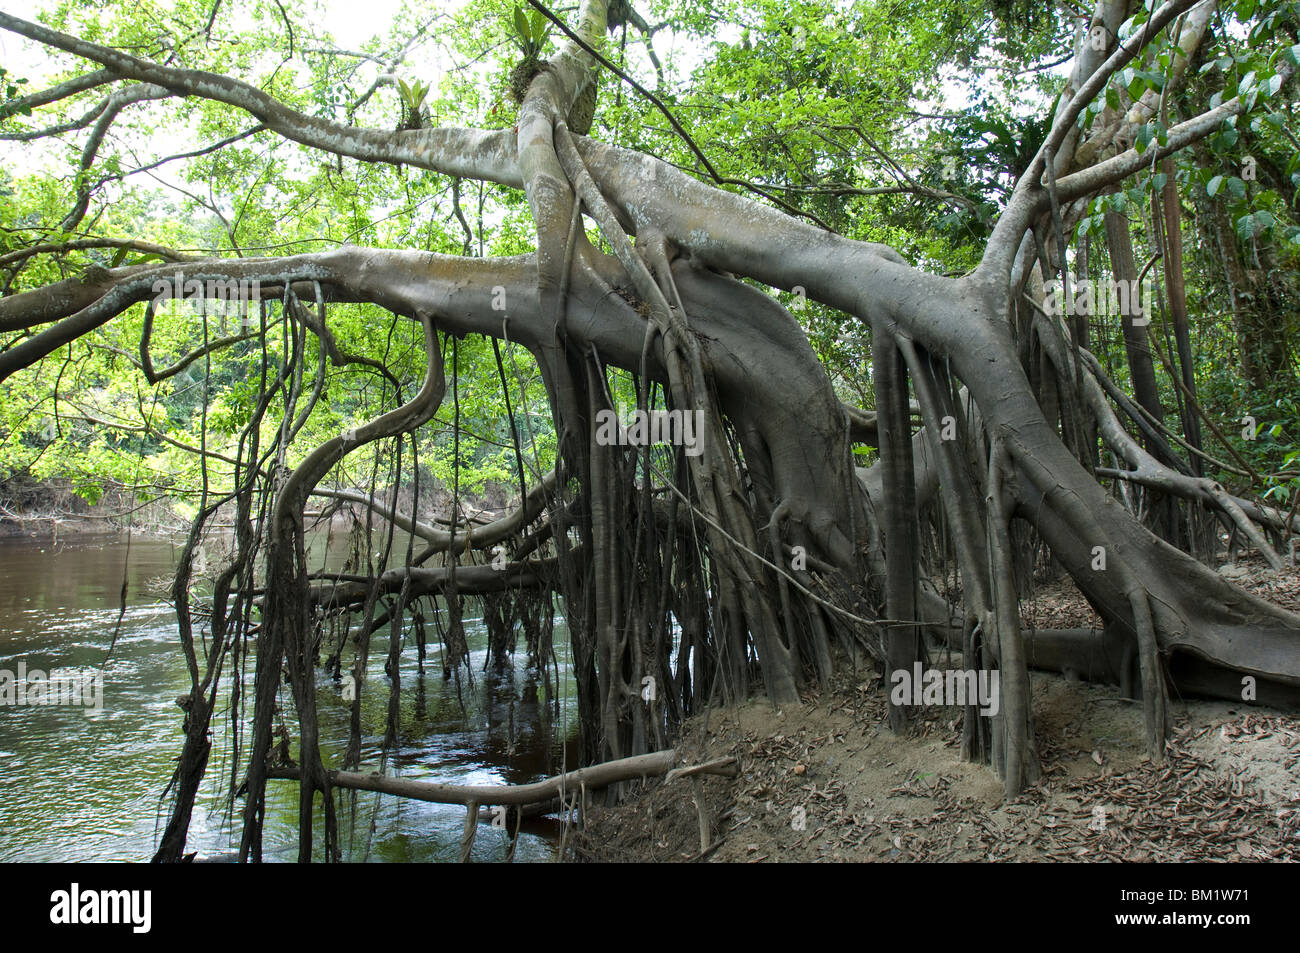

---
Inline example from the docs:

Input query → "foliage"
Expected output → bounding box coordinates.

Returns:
[0,0,1297,516]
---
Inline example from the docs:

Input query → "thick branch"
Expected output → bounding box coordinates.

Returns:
[312,469,557,553]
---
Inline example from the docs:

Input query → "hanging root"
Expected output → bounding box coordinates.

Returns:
[1126,584,1168,760]
[241,314,445,863]
[986,440,1039,795]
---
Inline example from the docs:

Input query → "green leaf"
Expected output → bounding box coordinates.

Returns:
[1207,174,1224,197]
[1236,210,1275,240]
[512,5,530,42]
[529,9,548,45]
[1106,86,1120,111]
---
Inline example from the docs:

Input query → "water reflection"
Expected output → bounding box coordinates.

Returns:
[0,531,579,862]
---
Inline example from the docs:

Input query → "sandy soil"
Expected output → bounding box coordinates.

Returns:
[576,557,1300,863]
[574,670,1300,863]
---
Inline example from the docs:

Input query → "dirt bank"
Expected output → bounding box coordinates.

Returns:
[573,669,1299,863]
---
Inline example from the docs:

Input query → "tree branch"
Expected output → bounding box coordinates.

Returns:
[0,11,522,187]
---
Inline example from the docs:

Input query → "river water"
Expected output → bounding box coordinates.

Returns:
[0,530,579,862]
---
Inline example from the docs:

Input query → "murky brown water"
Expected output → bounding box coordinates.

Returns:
[0,530,579,861]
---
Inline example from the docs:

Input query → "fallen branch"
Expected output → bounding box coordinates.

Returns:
[266,750,739,808]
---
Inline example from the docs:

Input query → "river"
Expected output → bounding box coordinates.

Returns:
[0,529,580,862]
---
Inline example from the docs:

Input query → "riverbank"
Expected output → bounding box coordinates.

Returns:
[0,475,523,542]
[573,670,1299,863]
[575,557,1300,863]
[0,476,187,540]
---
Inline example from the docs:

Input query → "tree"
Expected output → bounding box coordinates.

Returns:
[1,0,1298,862]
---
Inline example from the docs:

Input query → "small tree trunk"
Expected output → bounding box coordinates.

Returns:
[1159,156,1203,475]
